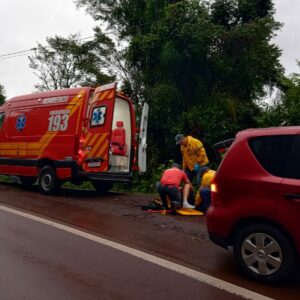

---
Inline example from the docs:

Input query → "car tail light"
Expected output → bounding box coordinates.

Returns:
[210,176,219,206]
[211,175,217,192]
[211,183,218,193]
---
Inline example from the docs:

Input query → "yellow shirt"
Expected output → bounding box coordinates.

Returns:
[181,136,209,171]
[200,169,215,188]
[195,169,216,206]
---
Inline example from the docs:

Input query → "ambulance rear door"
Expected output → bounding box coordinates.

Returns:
[138,102,149,174]
[82,83,116,173]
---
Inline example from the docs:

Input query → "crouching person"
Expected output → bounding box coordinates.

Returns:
[195,166,215,213]
[156,163,194,213]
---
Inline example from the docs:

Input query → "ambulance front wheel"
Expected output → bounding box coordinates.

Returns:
[38,166,60,195]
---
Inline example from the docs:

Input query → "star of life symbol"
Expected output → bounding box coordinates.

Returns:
[91,106,106,126]
[16,114,27,131]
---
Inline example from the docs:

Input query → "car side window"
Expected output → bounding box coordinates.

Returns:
[249,135,295,178]
[284,135,300,180]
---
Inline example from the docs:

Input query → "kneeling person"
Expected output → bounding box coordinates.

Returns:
[195,166,215,213]
[157,163,194,212]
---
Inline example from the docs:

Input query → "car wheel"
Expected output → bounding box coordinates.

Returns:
[233,224,296,284]
[38,166,60,195]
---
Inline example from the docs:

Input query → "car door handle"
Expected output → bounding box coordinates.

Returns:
[285,193,300,200]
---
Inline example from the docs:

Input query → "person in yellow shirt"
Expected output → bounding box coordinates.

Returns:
[195,166,216,213]
[175,133,209,185]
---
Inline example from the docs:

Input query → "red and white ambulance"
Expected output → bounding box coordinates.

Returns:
[0,82,148,194]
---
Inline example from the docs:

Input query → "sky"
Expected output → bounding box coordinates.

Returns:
[0,0,299,99]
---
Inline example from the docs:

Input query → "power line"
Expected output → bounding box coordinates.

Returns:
[0,35,98,61]
[0,48,37,59]
[0,33,111,59]
[0,21,155,61]
[0,53,34,60]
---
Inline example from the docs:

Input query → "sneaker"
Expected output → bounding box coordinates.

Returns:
[182,201,195,209]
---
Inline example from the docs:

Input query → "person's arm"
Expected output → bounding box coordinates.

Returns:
[195,140,208,166]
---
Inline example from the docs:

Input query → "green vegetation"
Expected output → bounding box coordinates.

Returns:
[0,175,11,183]
[25,0,299,192]
[257,69,300,127]
[75,0,284,166]
[29,33,115,91]
[0,84,5,105]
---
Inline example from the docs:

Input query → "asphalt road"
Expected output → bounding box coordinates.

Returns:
[0,182,299,299]
[0,207,244,300]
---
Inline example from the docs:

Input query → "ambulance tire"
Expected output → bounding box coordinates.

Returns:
[38,166,60,195]
[92,181,113,194]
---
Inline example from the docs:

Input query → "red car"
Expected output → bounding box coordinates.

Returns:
[206,126,300,284]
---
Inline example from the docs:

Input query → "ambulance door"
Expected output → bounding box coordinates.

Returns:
[138,103,149,174]
[0,111,5,141]
[82,83,116,173]
[0,111,5,156]
[109,97,132,173]
[5,109,29,158]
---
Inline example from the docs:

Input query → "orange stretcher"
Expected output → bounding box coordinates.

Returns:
[176,209,204,216]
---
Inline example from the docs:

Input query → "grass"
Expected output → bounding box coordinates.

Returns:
[0,175,12,183]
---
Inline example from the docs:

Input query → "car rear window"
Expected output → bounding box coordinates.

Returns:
[284,135,300,180]
[249,135,296,178]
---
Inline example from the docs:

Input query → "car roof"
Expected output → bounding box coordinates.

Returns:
[6,87,93,104]
[236,126,300,139]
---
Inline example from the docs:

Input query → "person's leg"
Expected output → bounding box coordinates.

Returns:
[198,187,211,213]
[168,187,182,211]
[188,189,195,205]
[184,169,194,183]
[156,183,169,209]
[182,183,195,209]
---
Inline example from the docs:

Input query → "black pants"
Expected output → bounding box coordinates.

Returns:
[184,169,200,186]
[156,183,182,210]
[197,188,211,213]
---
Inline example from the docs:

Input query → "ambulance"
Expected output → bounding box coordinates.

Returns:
[0,82,148,194]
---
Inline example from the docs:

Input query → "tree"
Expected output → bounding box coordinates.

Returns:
[75,0,174,36]
[77,0,283,100]
[209,0,283,101]
[257,64,300,127]
[0,84,5,105]
[76,0,284,166]
[29,32,115,91]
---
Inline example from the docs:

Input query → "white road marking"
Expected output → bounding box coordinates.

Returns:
[0,204,273,300]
